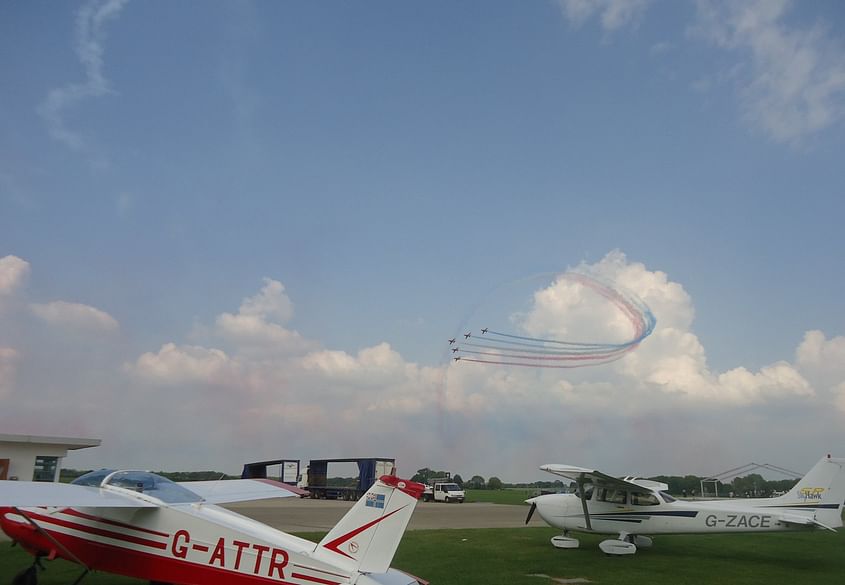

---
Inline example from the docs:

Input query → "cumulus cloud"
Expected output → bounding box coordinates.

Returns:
[691,0,845,144]
[38,0,130,157]
[795,330,845,411]
[128,343,238,385]
[214,278,313,354]
[7,255,844,478]
[557,0,653,31]
[0,347,20,398]
[503,251,815,407]
[30,300,119,332]
[0,255,30,299]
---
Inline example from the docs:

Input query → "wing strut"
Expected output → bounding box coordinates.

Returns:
[12,507,92,582]
[576,476,592,531]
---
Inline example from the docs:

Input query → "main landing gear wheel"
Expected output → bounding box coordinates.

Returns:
[550,535,580,549]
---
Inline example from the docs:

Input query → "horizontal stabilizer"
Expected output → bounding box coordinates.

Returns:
[778,513,837,532]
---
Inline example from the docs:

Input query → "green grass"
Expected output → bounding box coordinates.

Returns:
[3,526,844,584]
[464,488,536,505]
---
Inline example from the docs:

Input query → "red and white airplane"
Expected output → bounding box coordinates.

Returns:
[526,454,845,555]
[1,469,427,585]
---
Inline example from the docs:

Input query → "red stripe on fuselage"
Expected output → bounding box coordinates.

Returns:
[62,508,170,538]
[23,511,167,550]
[8,527,319,585]
[292,572,340,585]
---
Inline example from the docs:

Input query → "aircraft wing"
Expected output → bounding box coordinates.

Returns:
[0,481,157,508]
[179,478,308,504]
[540,464,644,491]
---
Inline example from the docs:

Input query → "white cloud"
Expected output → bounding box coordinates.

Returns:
[236,278,293,322]
[0,255,30,298]
[795,330,845,410]
[557,0,653,31]
[7,255,844,479]
[795,330,845,372]
[30,300,119,332]
[834,382,845,415]
[692,0,845,144]
[38,0,130,156]
[508,251,815,407]
[128,343,238,385]
[0,347,20,398]
[214,278,314,354]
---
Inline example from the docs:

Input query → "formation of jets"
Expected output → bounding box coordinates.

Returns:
[449,328,489,361]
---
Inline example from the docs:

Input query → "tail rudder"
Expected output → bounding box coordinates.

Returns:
[313,475,425,574]
[775,455,845,528]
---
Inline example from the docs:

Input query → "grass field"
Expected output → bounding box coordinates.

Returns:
[3,525,843,584]
[464,488,537,505]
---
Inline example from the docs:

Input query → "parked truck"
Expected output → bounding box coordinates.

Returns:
[423,478,465,503]
[297,458,396,500]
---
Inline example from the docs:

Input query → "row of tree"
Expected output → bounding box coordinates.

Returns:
[410,468,505,490]
[410,467,799,497]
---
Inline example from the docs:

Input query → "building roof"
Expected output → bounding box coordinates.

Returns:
[0,434,101,450]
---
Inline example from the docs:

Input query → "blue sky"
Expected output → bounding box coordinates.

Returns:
[2,0,845,480]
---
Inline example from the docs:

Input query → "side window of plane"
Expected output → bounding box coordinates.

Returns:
[573,484,594,500]
[597,488,627,504]
[630,491,659,506]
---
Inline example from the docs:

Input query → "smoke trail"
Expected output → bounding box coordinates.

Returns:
[451,272,655,368]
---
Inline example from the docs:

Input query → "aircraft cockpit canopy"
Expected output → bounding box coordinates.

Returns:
[72,469,203,504]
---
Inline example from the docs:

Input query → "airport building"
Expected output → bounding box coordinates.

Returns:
[0,433,100,482]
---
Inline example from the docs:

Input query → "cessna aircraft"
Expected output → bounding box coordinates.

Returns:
[448,338,456,345]
[481,328,488,334]
[526,454,845,555]
[1,469,426,585]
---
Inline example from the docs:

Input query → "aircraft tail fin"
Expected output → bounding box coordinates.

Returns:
[772,455,845,529]
[312,475,425,574]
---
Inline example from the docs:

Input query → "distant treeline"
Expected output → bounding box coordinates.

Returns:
[409,467,799,497]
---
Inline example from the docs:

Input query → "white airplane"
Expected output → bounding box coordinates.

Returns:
[1,469,427,585]
[526,454,845,555]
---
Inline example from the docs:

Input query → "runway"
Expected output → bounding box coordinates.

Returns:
[226,498,544,532]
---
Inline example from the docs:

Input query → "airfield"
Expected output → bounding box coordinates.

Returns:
[3,495,843,585]
[226,498,542,531]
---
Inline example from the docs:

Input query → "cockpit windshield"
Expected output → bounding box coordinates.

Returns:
[71,469,116,487]
[74,470,202,504]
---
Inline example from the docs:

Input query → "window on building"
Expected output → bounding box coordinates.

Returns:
[33,456,59,482]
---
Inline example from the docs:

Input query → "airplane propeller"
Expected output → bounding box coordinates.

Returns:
[525,502,537,525]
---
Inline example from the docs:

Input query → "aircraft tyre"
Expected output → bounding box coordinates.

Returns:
[632,535,653,548]
[598,539,636,556]
[550,535,580,549]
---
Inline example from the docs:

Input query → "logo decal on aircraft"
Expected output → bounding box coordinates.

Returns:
[799,487,825,500]
[367,493,386,509]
